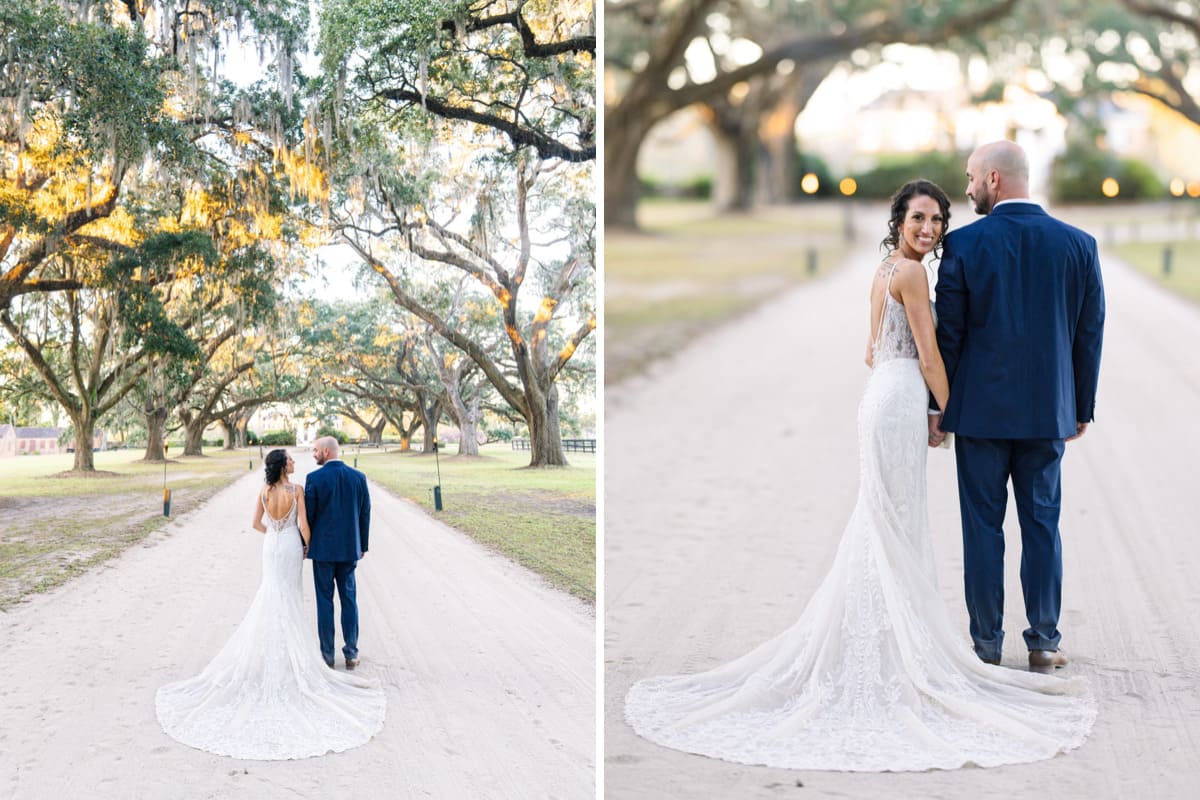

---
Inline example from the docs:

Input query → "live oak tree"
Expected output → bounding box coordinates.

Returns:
[1,0,316,469]
[1016,0,1200,130]
[604,0,1023,228]
[319,0,595,164]
[2,231,221,470]
[319,0,596,467]
[177,331,309,455]
[300,298,435,452]
[336,151,595,467]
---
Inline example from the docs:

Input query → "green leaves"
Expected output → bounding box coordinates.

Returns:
[320,0,595,163]
[104,231,216,358]
[1,0,170,165]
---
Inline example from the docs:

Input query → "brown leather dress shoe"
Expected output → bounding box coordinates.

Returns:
[345,657,360,670]
[1028,650,1068,672]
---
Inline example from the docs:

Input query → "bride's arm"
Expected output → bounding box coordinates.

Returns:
[295,489,312,546]
[251,491,267,533]
[896,261,949,412]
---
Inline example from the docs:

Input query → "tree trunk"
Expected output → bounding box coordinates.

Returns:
[142,407,167,461]
[235,416,249,448]
[364,417,386,445]
[604,112,649,230]
[71,416,96,472]
[415,398,439,454]
[759,101,802,204]
[441,376,480,457]
[452,390,480,457]
[399,433,411,451]
[711,125,758,212]
[526,379,567,467]
[220,418,236,450]
[183,418,206,456]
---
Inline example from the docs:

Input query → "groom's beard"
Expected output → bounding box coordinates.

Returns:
[970,188,994,215]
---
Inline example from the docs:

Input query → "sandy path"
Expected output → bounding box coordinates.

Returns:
[0,459,594,799]
[604,238,1200,798]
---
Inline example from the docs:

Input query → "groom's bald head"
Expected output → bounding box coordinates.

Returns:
[313,436,340,464]
[966,140,1030,214]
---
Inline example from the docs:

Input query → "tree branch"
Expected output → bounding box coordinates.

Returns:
[549,314,595,384]
[375,88,594,162]
[462,9,596,57]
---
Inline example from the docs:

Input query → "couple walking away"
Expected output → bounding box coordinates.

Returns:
[626,140,1106,771]
[155,437,386,760]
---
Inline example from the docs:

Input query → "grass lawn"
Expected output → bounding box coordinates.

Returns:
[606,199,850,384]
[1110,240,1200,304]
[346,442,596,604]
[0,448,254,608]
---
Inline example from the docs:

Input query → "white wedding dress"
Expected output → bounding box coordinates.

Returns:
[624,274,1097,771]
[156,487,386,760]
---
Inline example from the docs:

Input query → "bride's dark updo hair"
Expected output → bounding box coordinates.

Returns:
[880,179,952,258]
[264,449,288,485]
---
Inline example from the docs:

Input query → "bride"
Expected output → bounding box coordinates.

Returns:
[624,180,1096,771]
[155,449,386,760]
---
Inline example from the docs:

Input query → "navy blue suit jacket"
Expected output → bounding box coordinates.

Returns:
[934,202,1105,439]
[304,460,370,562]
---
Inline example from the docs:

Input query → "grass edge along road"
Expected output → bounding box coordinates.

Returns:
[1109,239,1200,304]
[1,443,596,609]
[0,449,253,609]
[606,200,851,385]
[351,443,596,604]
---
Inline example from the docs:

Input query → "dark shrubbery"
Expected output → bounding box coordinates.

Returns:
[1050,141,1166,202]
[259,430,296,446]
[851,152,967,199]
[639,175,714,200]
[317,425,349,444]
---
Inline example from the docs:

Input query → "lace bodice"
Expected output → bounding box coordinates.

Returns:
[872,263,920,365]
[873,294,920,364]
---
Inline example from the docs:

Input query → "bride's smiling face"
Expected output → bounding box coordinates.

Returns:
[899,194,945,259]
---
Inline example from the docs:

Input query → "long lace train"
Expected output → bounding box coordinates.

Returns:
[155,494,386,760]
[624,295,1096,771]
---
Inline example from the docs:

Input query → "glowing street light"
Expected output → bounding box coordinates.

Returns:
[839,177,857,242]
[801,173,820,194]
[1188,181,1200,198]
[1101,177,1120,198]
[1170,178,1186,197]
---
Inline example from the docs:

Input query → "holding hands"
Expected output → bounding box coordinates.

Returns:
[928,412,947,448]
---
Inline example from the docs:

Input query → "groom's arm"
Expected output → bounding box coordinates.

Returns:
[358,477,371,555]
[933,246,967,412]
[303,477,319,533]
[1072,241,1105,426]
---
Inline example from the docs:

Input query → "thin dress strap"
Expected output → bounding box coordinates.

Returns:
[873,259,901,347]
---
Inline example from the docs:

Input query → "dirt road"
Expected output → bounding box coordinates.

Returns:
[604,240,1200,798]
[0,460,594,799]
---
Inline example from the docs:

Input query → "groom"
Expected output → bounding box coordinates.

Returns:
[930,140,1105,671]
[305,436,371,670]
